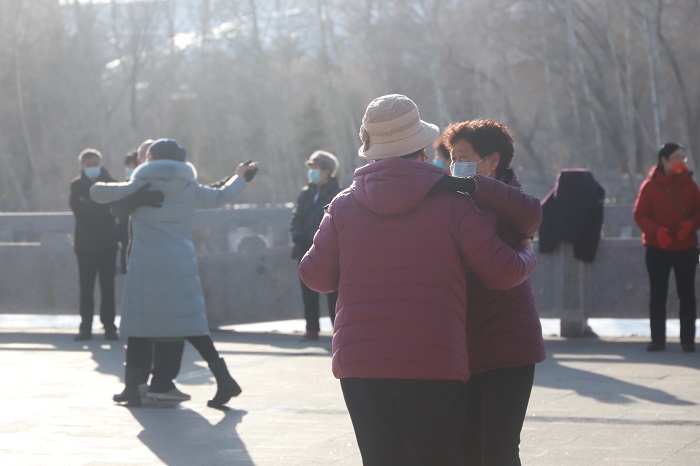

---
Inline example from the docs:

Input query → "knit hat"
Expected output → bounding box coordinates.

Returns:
[358,94,440,160]
[305,150,339,176]
[148,138,187,162]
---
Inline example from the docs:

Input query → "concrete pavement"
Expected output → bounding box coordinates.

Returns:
[1,322,699,465]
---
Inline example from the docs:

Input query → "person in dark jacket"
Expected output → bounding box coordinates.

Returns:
[443,119,545,466]
[291,150,342,341]
[634,143,700,353]
[69,148,119,341]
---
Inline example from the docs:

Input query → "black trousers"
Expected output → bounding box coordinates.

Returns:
[340,378,467,466]
[126,336,219,375]
[299,274,338,332]
[461,364,536,466]
[76,250,116,332]
[646,246,698,345]
[135,340,185,393]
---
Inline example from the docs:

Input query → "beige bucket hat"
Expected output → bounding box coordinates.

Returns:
[358,94,440,160]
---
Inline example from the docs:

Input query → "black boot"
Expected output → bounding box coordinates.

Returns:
[207,357,242,408]
[113,366,143,407]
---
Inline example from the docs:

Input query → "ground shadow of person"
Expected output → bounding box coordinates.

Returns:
[130,404,251,465]
[536,338,698,406]
[0,331,124,378]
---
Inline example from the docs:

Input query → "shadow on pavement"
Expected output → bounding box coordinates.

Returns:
[130,405,252,465]
[537,337,700,406]
[0,330,124,378]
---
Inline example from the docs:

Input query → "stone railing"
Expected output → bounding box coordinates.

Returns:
[0,205,691,335]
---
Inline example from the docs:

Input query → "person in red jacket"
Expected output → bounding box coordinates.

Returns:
[442,119,546,466]
[634,143,700,353]
[299,95,536,465]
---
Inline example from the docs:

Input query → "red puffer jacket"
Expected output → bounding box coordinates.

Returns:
[299,157,537,383]
[634,166,700,251]
[466,172,546,375]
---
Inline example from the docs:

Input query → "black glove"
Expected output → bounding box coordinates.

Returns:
[127,183,164,209]
[238,160,258,182]
[429,175,477,195]
[244,166,258,182]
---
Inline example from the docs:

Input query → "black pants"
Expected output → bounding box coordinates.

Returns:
[126,336,219,373]
[340,378,467,466]
[646,246,698,345]
[461,364,536,466]
[300,275,338,332]
[147,340,186,392]
[76,250,116,332]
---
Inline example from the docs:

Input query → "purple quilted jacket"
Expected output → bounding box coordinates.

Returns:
[299,157,537,382]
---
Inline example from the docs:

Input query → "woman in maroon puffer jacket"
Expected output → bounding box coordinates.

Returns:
[444,119,546,466]
[634,142,700,353]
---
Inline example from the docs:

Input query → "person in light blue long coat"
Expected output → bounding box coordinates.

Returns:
[90,138,258,408]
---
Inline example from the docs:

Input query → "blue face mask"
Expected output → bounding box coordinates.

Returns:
[125,168,134,179]
[450,157,487,178]
[84,167,101,180]
[433,158,447,170]
[307,169,321,184]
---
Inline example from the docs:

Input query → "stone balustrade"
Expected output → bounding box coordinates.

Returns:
[0,205,693,336]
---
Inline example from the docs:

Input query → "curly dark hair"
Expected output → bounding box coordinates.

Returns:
[443,119,514,180]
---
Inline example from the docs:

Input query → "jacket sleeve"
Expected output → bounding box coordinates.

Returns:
[454,196,536,290]
[290,191,305,243]
[195,176,247,209]
[690,183,700,229]
[69,181,102,217]
[633,181,661,237]
[299,209,340,293]
[471,175,542,238]
[89,180,142,204]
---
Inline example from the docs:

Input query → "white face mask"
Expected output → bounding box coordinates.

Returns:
[307,169,321,184]
[450,157,486,178]
[84,167,101,180]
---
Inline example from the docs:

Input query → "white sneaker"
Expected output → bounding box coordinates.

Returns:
[147,387,191,401]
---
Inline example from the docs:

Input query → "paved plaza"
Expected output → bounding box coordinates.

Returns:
[1,320,700,465]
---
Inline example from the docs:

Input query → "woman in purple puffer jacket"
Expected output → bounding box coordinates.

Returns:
[444,119,546,466]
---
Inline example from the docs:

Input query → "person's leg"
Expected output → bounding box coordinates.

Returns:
[327,290,338,326]
[113,337,150,406]
[186,335,241,407]
[393,379,467,466]
[76,252,98,338]
[96,248,117,336]
[461,374,484,465]
[646,247,673,348]
[150,340,186,393]
[340,378,405,466]
[300,275,321,335]
[673,249,697,350]
[473,365,536,466]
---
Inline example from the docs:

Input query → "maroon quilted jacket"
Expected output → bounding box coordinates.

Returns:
[299,157,537,383]
[466,172,546,375]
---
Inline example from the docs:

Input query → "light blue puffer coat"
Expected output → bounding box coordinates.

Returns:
[90,160,247,338]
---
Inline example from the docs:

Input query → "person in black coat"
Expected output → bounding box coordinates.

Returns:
[69,148,119,341]
[291,150,342,341]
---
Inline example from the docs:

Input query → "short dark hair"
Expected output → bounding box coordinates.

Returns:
[432,136,450,162]
[124,150,138,166]
[78,148,102,163]
[443,119,514,180]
